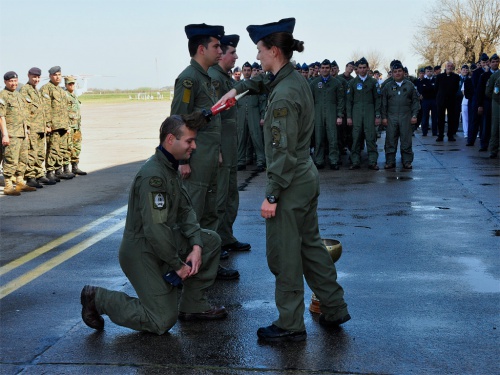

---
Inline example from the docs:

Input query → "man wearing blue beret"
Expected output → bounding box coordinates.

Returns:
[208,34,252,258]
[170,23,238,280]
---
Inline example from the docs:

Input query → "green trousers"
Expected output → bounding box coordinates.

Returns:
[46,129,69,171]
[2,136,28,178]
[70,127,82,164]
[95,229,221,335]
[25,132,46,179]
[314,119,340,166]
[266,160,348,331]
[351,110,378,166]
[384,114,414,165]
[217,121,239,246]
[183,131,220,231]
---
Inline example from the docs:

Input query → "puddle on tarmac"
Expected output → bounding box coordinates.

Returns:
[241,300,273,310]
[456,257,499,293]
[386,176,414,181]
[411,204,450,211]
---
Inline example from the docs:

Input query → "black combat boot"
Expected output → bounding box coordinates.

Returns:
[63,164,76,178]
[55,167,73,180]
[46,170,59,183]
[72,163,87,176]
[26,178,43,188]
[38,175,56,185]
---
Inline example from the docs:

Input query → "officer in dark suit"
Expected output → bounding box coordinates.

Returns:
[467,53,491,146]
[476,54,499,151]
[420,66,438,136]
[435,61,461,141]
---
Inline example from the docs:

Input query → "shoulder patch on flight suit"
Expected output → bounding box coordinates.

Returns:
[494,86,499,94]
[149,176,163,188]
[182,79,193,89]
[212,80,220,89]
[271,126,281,148]
[152,192,167,210]
[273,107,288,118]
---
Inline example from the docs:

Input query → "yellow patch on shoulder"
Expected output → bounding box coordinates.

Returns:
[273,108,288,118]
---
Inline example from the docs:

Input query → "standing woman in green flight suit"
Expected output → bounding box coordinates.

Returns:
[217,18,350,342]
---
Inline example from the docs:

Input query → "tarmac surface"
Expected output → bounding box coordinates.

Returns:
[0,100,499,374]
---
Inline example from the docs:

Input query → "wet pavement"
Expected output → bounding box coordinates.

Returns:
[1,103,499,374]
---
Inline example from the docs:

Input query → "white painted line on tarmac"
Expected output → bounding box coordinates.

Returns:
[0,205,127,277]
[0,220,125,299]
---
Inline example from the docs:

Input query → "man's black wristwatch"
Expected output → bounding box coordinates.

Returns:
[266,195,278,204]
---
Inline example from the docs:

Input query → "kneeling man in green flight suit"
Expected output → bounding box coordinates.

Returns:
[80,112,227,335]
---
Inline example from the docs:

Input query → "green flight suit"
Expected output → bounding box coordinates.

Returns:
[66,91,82,163]
[95,147,221,335]
[208,64,239,246]
[236,79,265,168]
[20,83,46,179]
[346,76,381,166]
[310,76,344,166]
[40,81,70,171]
[381,79,420,165]
[336,73,354,152]
[171,59,221,231]
[0,88,28,179]
[234,63,348,332]
[486,71,500,156]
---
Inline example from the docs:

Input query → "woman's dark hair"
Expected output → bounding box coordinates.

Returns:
[260,32,304,60]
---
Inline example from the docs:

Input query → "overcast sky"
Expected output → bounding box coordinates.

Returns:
[0,0,429,90]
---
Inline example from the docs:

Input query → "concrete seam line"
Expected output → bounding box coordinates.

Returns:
[0,205,127,277]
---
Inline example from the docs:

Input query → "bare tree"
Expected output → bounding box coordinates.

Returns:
[349,49,385,71]
[413,0,500,65]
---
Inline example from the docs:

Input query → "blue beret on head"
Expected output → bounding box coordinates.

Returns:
[221,34,239,47]
[434,65,441,70]
[28,67,41,76]
[321,59,331,66]
[246,17,295,45]
[296,63,301,69]
[4,71,18,80]
[357,57,368,66]
[461,64,469,69]
[242,61,251,68]
[480,53,489,61]
[185,23,224,40]
[491,53,499,60]
[392,61,403,70]
[49,66,61,74]
[425,65,433,70]
[301,63,309,70]
[419,68,425,73]
[251,62,260,69]
[471,63,477,70]
[331,60,338,67]
[347,61,355,66]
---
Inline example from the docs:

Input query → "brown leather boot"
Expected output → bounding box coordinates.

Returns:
[15,176,36,192]
[81,285,104,330]
[3,178,20,196]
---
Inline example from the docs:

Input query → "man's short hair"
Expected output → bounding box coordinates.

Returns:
[188,35,212,57]
[160,112,206,143]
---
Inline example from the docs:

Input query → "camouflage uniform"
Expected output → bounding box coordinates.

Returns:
[66,90,82,163]
[19,83,46,179]
[0,88,29,179]
[40,81,70,172]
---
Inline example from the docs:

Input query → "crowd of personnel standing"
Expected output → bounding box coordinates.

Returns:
[1,66,87,196]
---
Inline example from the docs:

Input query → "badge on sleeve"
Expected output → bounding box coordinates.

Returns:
[271,126,281,147]
[149,176,163,188]
[273,108,288,118]
[152,192,167,210]
[494,86,500,94]
[318,82,323,89]
[182,79,193,103]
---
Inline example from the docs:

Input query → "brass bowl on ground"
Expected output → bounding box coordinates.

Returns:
[322,238,342,263]
[309,239,343,314]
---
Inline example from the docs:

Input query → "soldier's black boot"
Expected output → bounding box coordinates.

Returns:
[38,176,56,185]
[56,167,73,180]
[63,164,76,178]
[72,162,87,176]
[26,178,43,188]
[46,170,59,183]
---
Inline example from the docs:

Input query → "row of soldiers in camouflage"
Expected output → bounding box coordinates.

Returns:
[0,66,87,196]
